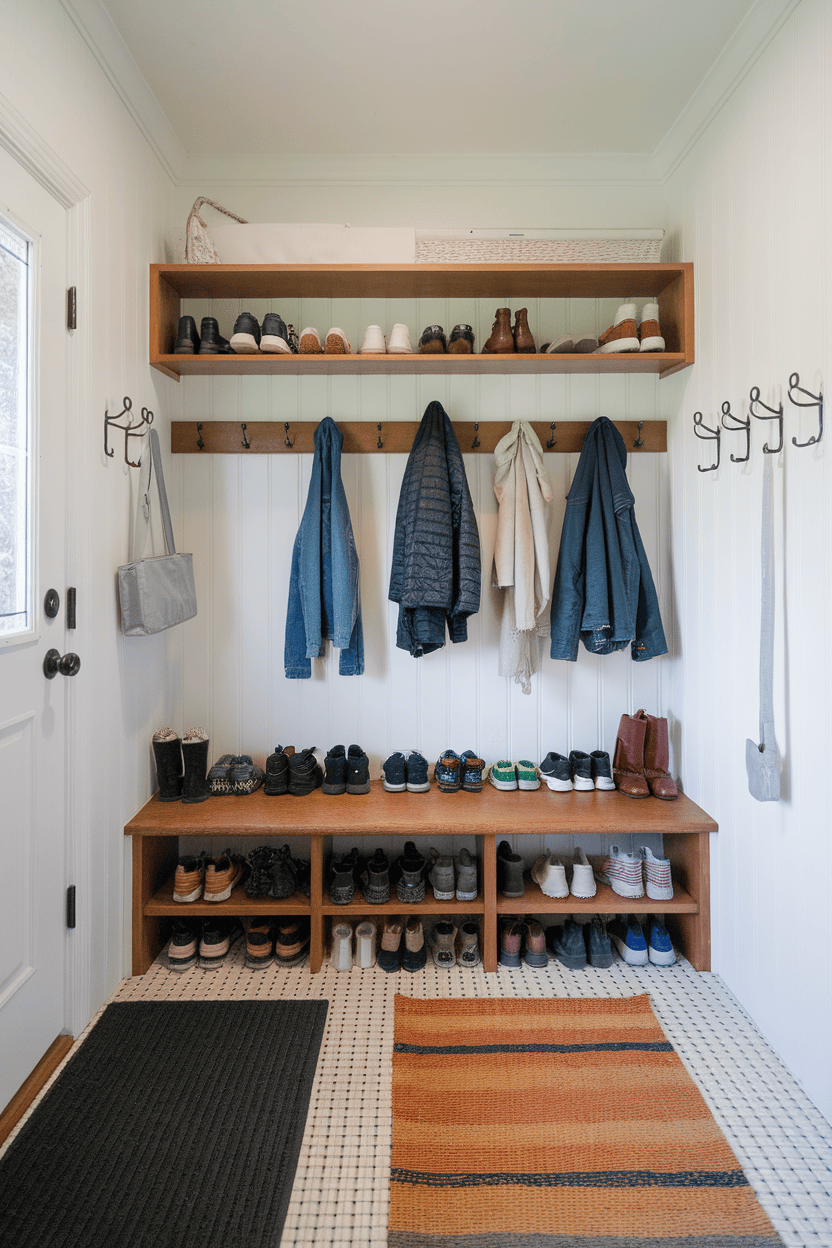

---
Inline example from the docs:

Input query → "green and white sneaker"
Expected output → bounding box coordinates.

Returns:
[516,760,540,790]
[488,760,517,790]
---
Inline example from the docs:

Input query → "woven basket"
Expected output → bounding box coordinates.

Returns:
[415,237,663,264]
[185,197,247,264]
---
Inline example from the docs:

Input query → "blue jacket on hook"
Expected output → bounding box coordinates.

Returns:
[285,417,364,677]
[549,416,667,662]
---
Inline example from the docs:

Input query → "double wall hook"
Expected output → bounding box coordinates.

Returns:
[104,396,153,466]
[750,385,784,455]
[693,411,721,472]
[788,372,824,447]
[633,421,645,448]
[720,399,750,463]
[196,422,205,450]
[241,423,251,449]
[472,422,480,449]
[284,422,293,448]
[546,422,556,449]
[377,423,384,449]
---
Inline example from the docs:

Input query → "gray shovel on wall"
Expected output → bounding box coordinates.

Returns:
[746,455,781,801]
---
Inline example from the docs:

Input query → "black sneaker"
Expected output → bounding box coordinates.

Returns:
[569,750,594,793]
[322,745,348,795]
[265,745,292,796]
[346,743,370,794]
[275,917,310,965]
[269,844,300,899]
[245,844,278,898]
[381,752,406,792]
[396,841,426,903]
[168,918,200,971]
[199,917,243,969]
[288,747,323,795]
[173,314,200,354]
[260,312,291,354]
[198,316,234,354]
[244,917,275,969]
[329,847,360,904]
[230,311,261,353]
[361,849,390,903]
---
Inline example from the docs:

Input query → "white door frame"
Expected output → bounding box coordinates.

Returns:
[0,94,93,1041]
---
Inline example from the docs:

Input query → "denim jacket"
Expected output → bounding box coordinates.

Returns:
[285,418,364,677]
[549,416,666,662]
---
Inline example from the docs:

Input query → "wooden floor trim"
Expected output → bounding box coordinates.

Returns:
[0,1034,74,1147]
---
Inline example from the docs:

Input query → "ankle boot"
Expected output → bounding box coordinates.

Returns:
[612,713,650,798]
[513,307,536,353]
[152,728,182,801]
[483,307,514,353]
[635,709,678,800]
[181,728,210,804]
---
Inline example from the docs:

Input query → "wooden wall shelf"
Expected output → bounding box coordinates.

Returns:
[125,782,715,976]
[150,262,694,382]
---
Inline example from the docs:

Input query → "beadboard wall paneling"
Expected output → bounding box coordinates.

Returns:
[663,0,831,1124]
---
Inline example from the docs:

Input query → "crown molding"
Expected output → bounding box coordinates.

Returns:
[653,0,803,183]
[0,92,89,208]
[60,0,186,183]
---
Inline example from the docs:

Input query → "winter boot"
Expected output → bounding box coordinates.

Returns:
[152,727,183,801]
[181,727,210,803]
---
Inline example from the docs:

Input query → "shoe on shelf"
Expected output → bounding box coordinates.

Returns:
[264,744,294,796]
[430,920,457,968]
[381,751,407,792]
[497,840,525,898]
[460,750,484,793]
[634,709,678,800]
[488,760,517,791]
[641,845,674,900]
[639,302,665,353]
[574,335,599,353]
[598,303,640,354]
[587,916,614,968]
[377,917,404,972]
[543,333,574,354]
[647,917,676,966]
[229,755,265,795]
[608,915,649,965]
[396,841,427,903]
[198,316,234,354]
[483,308,514,353]
[173,851,205,903]
[152,727,183,802]
[329,847,360,904]
[595,844,645,898]
[299,327,323,354]
[523,919,549,968]
[456,921,481,967]
[531,851,568,899]
[230,311,261,353]
[402,916,427,972]
[244,845,275,898]
[569,750,594,792]
[435,750,461,793]
[260,312,292,353]
[590,749,615,791]
[173,315,200,354]
[551,919,588,970]
[244,917,275,969]
[286,324,299,353]
[269,844,304,900]
[516,760,540,790]
[204,850,247,901]
[613,713,651,798]
[498,918,524,968]
[404,750,430,793]
[289,747,323,795]
[418,324,447,353]
[168,918,200,970]
[361,849,390,904]
[275,917,310,965]
[455,848,478,901]
[513,307,536,353]
[359,324,386,354]
[331,921,353,971]
[324,327,351,354]
[387,323,413,354]
[199,917,243,969]
[207,752,235,795]
[323,744,348,795]
[355,920,377,968]
[346,743,370,794]
[570,847,596,899]
[428,848,455,901]
[448,324,475,354]
[539,751,572,792]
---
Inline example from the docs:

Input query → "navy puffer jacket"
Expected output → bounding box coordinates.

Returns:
[389,401,481,656]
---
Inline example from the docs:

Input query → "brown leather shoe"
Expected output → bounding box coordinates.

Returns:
[612,713,650,798]
[635,709,678,799]
[513,307,536,353]
[483,308,514,353]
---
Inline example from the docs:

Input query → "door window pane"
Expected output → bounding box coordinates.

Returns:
[0,218,31,637]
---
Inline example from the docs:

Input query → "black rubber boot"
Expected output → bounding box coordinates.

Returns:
[181,730,210,804]
[152,730,183,801]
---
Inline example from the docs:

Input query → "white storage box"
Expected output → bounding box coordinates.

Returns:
[210,223,416,265]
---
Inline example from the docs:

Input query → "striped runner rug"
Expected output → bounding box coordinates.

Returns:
[389,993,784,1248]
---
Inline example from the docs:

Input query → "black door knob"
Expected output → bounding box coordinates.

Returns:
[43,649,81,679]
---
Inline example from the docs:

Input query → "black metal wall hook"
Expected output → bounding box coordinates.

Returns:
[788,372,824,447]
[284,422,293,448]
[472,422,480,449]
[377,423,384,449]
[196,422,204,450]
[693,411,721,472]
[720,399,750,463]
[104,396,153,466]
[749,385,784,454]
[633,421,644,448]
[241,422,251,449]
[546,422,556,449]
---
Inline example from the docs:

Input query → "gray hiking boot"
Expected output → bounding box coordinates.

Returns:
[396,841,426,903]
[456,921,481,967]
[430,921,457,968]
[587,916,614,968]
[551,918,587,969]
[361,849,390,903]
[455,848,478,901]
[428,848,455,900]
[497,840,525,898]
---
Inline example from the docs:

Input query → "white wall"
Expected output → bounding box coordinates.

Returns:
[662,0,832,1124]
[0,0,180,1028]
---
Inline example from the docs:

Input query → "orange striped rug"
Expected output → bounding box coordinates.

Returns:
[389,993,784,1247]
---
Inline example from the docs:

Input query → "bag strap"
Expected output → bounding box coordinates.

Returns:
[187,197,247,230]
[758,456,775,742]
[130,429,177,562]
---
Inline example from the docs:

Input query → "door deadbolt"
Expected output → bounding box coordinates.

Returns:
[43,649,81,679]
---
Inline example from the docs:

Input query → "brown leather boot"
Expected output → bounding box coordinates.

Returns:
[513,307,536,353]
[612,713,650,798]
[635,709,678,800]
[483,308,514,353]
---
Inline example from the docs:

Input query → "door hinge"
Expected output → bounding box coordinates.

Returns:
[66,885,76,929]
[67,286,77,331]
[67,587,76,630]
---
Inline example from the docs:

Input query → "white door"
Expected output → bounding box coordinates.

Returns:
[0,146,73,1111]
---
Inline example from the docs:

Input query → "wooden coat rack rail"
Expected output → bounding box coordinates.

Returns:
[171,419,666,455]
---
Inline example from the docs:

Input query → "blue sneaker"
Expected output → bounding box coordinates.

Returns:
[607,915,648,965]
[460,750,485,793]
[381,751,407,792]
[648,918,676,966]
[435,750,461,792]
[404,750,430,793]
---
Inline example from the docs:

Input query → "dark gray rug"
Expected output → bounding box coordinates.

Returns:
[0,999,328,1247]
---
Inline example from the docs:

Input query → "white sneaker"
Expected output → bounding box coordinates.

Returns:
[359,324,386,354]
[299,327,322,354]
[330,922,353,971]
[639,301,665,352]
[570,847,596,898]
[531,851,569,898]
[598,302,640,354]
[544,334,574,354]
[324,328,351,354]
[387,323,413,354]
[594,844,644,898]
[641,845,673,900]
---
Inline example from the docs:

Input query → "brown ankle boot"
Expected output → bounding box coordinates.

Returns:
[635,709,678,800]
[483,308,514,353]
[612,713,650,798]
[513,307,536,353]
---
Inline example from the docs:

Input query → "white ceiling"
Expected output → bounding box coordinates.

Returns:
[101,0,759,158]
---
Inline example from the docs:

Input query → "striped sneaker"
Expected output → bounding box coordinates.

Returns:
[595,844,644,898]
[641,845,674,900]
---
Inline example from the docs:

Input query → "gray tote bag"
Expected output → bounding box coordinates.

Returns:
[117,429,197,636]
